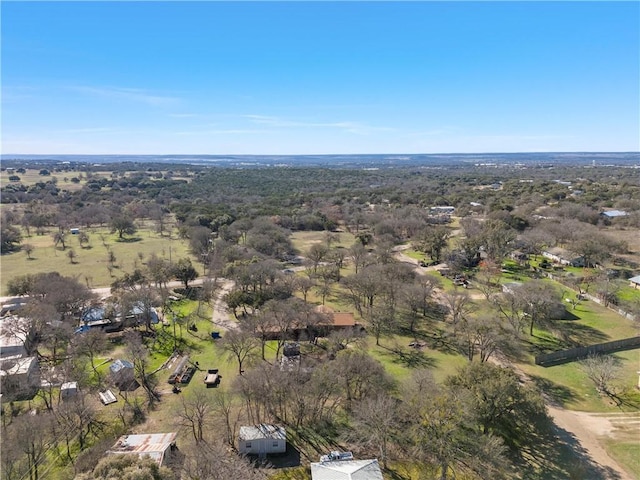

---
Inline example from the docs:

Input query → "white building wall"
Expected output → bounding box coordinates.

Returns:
[239,437,286,455]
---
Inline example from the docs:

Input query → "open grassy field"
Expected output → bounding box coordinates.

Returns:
[0,224,195,294]
[289,230,356,255]
[605,439,640,480]
[366,334,467,384]
[0,168,88,192]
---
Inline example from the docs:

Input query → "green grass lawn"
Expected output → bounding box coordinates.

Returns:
[1,224,195,294]
[400,248,425,261]
[289,230,356,255]
[489,273,640,412]
[518,349,640,412]
[617,284,640,303]
[365,334,467,384]
[604,440,640,480]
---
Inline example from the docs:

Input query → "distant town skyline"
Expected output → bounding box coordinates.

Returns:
[2,1,639,155]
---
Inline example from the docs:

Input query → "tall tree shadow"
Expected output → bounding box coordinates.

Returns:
[378,343,438,369]
[517,417,626,480]
[529,375,577,407]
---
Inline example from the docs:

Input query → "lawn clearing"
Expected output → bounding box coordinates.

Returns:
[366,334,467,384]
[289,231,356,254]
[1,224,195,294]
[0,168,87,192]
[604,440,640,480]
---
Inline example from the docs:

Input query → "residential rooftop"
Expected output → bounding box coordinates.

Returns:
[108,432,177,466]
[239,424,286,441]
[310,458,383,480]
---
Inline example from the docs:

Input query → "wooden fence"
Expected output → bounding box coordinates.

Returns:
[535,336,640,367]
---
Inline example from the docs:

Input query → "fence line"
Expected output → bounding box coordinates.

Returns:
[535,336,640,367]
[545,272,637,321]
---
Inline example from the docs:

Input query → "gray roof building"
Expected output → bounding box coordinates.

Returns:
[310,459,384,480]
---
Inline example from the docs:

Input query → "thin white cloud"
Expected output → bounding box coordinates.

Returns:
[465,134,573,141]
[1,85,40,103]
[404,126,461,137]
[54,127,123,134]
[168,113,204,118]
[70,86,180,107]
[175,129,276,136]
[242,114,393,135]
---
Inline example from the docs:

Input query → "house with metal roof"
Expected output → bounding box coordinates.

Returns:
[629,275,640,290]
[601,210,628,218]
[107,432,178,466]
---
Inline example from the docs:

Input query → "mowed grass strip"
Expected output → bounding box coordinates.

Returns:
[604,440,640,480]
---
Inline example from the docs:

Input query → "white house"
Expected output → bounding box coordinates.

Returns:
[238,424,286,456]
[0,316,32,359]
[310,458,384,480]
[542,247,585,267]
[108,432,178,466]
[0,356,39,400]
[629,275,640,290]
[601,210,628,219]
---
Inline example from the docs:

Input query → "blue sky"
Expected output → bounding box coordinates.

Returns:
[2,1,639,155]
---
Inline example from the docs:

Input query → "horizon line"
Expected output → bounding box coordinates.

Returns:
[3,151,640,157]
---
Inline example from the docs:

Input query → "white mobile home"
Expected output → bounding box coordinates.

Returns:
[310,458,383,480]
[238,424,286,456]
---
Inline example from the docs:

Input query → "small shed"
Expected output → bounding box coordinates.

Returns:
[99,389,118,405]
[60,381,78,400]
[238,424,286,456]
[629,275,640,290]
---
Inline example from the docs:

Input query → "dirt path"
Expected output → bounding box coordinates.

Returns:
[210,279,237,331]
[395,248,636,479]
[488,352,636,479]
[545,406,635,480]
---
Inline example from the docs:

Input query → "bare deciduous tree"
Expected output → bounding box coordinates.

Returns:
[175,390,213,443]
[442,289,474,326]
[23,243,35,260]
[221,329,258,375]
[580,354,621,397]
[124,330,159,406]
[180,440,265,480]
[346,394,400,468]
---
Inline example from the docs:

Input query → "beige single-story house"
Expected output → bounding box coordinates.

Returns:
[542,247,585,267]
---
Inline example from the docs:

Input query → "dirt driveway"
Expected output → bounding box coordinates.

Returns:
[394,248,636,479]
